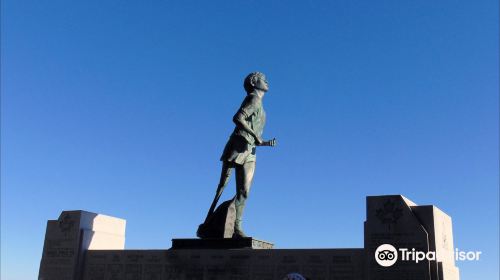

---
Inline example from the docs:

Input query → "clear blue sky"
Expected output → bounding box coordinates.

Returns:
[1,0,498,279]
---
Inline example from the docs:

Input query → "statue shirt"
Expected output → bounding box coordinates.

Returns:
[231,92,266,145]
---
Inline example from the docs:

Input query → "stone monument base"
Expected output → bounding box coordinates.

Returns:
[172,237,274,249]
[38,195,461,280]
[84,248,364,280]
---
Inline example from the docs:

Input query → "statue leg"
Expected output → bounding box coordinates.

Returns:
[233,160,256,238]
[204,161,232,223]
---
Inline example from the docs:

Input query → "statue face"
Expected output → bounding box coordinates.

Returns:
[253,75,269,92]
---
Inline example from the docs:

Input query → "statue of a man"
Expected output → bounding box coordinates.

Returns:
[200,72,276,238]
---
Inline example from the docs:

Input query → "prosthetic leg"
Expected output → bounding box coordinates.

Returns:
[204,162,232,224]
[197,163,232,238]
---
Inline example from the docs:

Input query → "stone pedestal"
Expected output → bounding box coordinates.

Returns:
[364,195,459,280]
[172,237,274,249]
[83,248,365,280]
[39,195,461,280]
[38,210,126,280]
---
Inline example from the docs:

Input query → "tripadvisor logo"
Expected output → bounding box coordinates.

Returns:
[375,244,398,267]
[375,244,435,267]
[375,244,482,267]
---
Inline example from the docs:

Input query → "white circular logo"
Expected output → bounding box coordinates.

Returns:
[375,244,398,267]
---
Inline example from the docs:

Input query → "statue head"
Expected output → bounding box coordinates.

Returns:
[243,72,268,94]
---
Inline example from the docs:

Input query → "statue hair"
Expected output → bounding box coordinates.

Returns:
[243,72,265,94]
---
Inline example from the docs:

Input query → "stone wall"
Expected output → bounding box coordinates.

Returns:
[38,211,126,280]
[38,195,460,280]
[83,249,364,280]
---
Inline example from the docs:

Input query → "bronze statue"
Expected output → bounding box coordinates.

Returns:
[198,72,276,238]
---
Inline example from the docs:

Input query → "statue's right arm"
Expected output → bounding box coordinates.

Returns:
[233,113,263,145]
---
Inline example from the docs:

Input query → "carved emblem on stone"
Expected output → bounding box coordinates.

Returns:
[59,213,75,233]
[375,199,403,229]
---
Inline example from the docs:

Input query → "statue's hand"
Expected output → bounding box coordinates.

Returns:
[265,138,276,147]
